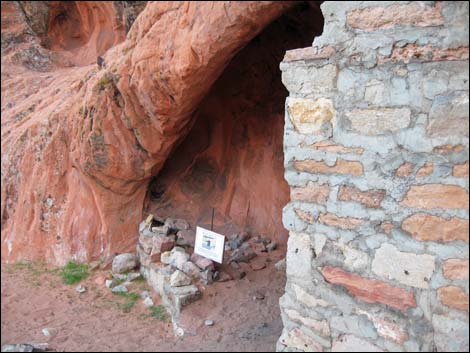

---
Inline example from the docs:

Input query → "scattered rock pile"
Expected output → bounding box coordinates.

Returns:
[108,214,279,325]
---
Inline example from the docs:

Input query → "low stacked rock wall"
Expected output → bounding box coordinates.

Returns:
[278,1,469,352]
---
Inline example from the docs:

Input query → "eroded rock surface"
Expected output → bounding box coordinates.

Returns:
[1,1,300,264]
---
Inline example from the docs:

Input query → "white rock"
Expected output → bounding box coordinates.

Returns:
[75,285,86,293]
[372,243,435,289]
[143,297,154,307]
[204,320,214,326]
[105,280,113,288]
[42,328,57,337]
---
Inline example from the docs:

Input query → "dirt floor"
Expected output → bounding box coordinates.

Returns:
[1,249,286,352]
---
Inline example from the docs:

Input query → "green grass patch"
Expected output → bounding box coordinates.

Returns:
[113,291,140,313]
[60,261,89,285]
[118,301,135,312]
[133,276,146,283]
[150,305,169,322]
[114,292,140,301]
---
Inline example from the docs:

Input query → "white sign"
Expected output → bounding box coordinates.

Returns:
[194,226,225,264]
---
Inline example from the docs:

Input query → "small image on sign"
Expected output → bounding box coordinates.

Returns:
[194,226,225,264]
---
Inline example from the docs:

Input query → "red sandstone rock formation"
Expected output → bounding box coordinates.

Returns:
[1,1,302,264]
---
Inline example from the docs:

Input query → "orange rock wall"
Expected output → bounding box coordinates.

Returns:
[1,1,298,265]
[146,4,323,243]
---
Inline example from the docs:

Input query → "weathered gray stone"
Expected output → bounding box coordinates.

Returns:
[313,233,327,257]
[390,77,410,105]
[170,251,190,269]
[112,253,138,274]
[281,63,337,96]
[284,308,330,337]
[432,314,469,352]
[170,270,192,287]
[427,93,469,137]
[1,344,34,352]
[364,79,386,105]
[112,273,128,281]
[423,70,449,99]
[126,272,141,282]
[346,108,411,135]
[330,315,377,339]
[336,243,369,272]
[181,261,201,278]
[111,285,128,293]
[331,334,384,352]
[170,285,201,308]
[372,244,435,289]
[292,283,329,308]
[176,229,195,247]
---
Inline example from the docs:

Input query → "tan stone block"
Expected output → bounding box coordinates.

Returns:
[291,182,330,204]
[346,2,444,30]
[453,162,469,178]
[338,185,385,208]
[416,162,433,178]
[437,286,469,311]
[400,184,469,210]
[395,162,414,177]
[443,259,469,280]
[319,213,363,230]
[295,209,316,224]
[287,97,336,134]
[283,46,336,62]
[304,140,364,155]
[380,222,394,235]
[294,159,363,176]
[402,213,469,243]
[433,144,465,153]
[345,108,411,135]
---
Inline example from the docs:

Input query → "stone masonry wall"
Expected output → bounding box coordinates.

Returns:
[278,1,469,352]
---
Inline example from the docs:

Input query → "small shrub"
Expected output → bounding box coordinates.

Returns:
[97,75,112,91]
[150,305,169,322]
[60,261,89,285]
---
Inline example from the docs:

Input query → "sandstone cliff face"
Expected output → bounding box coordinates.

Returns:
[1,1,300,264]
[147,4,323,242]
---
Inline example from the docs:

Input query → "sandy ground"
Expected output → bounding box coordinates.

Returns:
[1,250,286,352]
